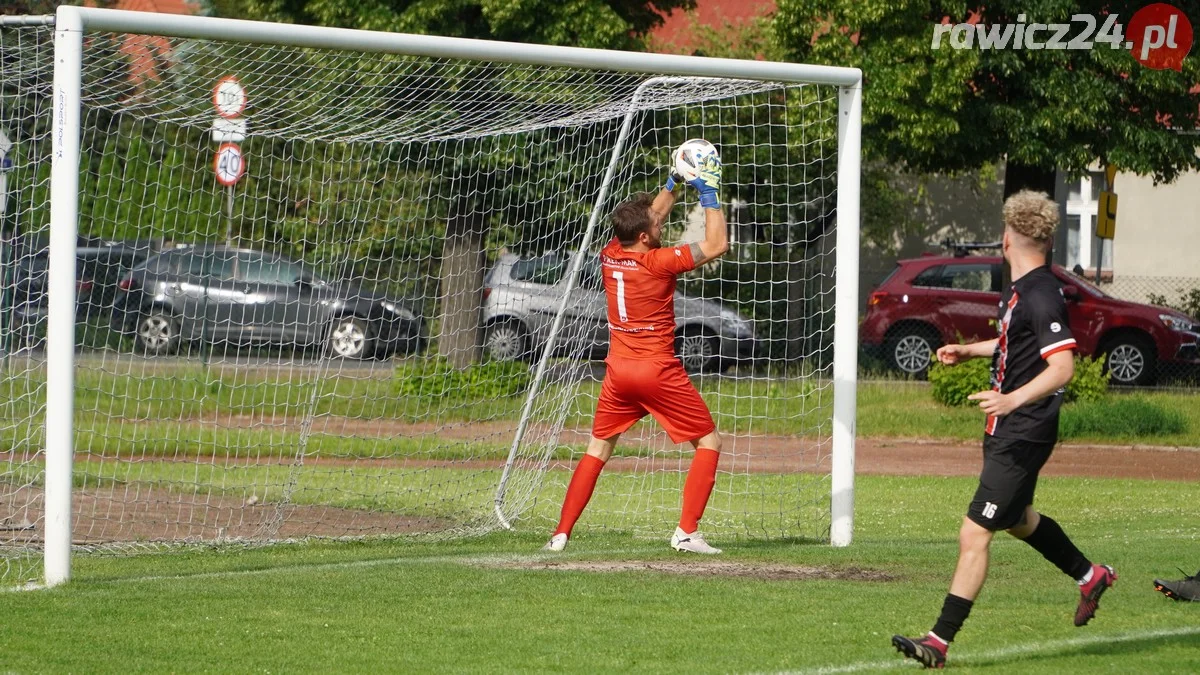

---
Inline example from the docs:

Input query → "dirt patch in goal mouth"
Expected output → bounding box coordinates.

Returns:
[483,559,895,582]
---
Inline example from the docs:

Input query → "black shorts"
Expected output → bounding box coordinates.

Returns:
[966,435,1056,531]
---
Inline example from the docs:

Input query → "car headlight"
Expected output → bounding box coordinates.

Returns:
[1159,314,1192,332]
[719,310,753,336]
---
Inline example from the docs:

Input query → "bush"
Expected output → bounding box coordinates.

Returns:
[928,357,991,407]
[1064,354,1108,403]
[931,353,1109,407]
[395,357,532,400]
[1148,288,1200,319]
[1059,397,1186,439]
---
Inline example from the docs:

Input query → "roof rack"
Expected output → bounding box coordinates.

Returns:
[940,239,1002,258]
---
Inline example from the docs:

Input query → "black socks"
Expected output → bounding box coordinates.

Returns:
[931,594,974,643]
[1020,514,1092,580]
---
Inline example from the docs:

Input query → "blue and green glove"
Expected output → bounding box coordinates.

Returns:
[664,169,685,193]
[687,154,722,209]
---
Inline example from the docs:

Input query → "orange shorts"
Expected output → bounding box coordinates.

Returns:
[591,357,716,444]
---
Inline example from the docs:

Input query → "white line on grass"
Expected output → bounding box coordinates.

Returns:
[58,547,657,587]
[781,625,1200,674]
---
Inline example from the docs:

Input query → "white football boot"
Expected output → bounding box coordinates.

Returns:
[670,527,722,554]
[543,533,568,552]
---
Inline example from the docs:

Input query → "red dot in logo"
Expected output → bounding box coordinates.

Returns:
[1127,3,1193,71]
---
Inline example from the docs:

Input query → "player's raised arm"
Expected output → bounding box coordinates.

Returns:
[651,172,680,226]
[683,151,728,266]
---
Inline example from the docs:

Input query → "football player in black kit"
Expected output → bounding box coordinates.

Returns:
[892,190,1116,669]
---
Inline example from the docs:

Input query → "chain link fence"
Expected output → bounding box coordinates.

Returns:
[1095,275,1200,387]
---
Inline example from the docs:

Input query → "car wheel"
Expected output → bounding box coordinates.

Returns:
[134,311,180,356]
[676,329,721,373]
[1103,335,1156,386]
[887,327,939,377]
[328,316,373,359]
[485,320,529,362]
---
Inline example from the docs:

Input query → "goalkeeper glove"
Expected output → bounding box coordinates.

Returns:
[687,155,722,209]
[664,169,685,193]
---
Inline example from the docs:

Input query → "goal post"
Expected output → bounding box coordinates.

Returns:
[2,6,861,588]
[832,85,862,548]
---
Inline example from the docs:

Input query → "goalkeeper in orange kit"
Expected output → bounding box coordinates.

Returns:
[544,147,728,554]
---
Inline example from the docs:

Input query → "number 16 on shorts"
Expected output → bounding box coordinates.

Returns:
[982,502,998,519]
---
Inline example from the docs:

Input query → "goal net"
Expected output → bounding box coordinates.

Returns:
[0,10,860,586]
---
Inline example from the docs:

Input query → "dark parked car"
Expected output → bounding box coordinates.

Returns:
[5,237,152,337]
[860,254,1200,385]
[111,245,426,359]
[482,251,757,372]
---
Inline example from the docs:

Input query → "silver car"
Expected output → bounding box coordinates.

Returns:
[482,252,756,372]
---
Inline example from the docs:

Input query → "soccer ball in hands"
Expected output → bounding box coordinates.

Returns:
[673,138,719,182]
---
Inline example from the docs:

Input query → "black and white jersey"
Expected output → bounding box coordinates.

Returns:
[987,266,1077,442]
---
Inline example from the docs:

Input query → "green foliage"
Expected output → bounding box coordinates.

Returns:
[1059,396,1187,439]
[1148,287,1200,320]
[928,357,991,406]
[1065,353,1108,403]
[395,356,531,399]
[235,0,694,50]
[774,1,1200,183]
[931,353,1110,407]
[649,14,928,366]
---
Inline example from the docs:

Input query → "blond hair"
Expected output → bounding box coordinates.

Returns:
[1002,190,1058,243]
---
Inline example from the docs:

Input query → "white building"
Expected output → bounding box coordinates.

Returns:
[1058,163,1200,306]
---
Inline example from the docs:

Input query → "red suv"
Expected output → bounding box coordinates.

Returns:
[860,255,1200,385]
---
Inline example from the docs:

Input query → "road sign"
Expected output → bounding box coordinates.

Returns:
[1097,191,1117,239]
[211,116,247,143]
[213,76,247,119]
[214,143,245,186]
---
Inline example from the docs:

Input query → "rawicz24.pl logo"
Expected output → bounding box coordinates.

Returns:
[931,3,1193,71]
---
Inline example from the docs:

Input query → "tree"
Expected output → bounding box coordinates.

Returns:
[239,0,691,50]
[774,1,1200,196]
[220,0,694,367]
[652,12,924,365]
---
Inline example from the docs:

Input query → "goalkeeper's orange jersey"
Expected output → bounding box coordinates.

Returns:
[599,237,697,360]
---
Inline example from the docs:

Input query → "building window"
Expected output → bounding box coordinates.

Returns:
[1066,214,1081,269]
[1063,172,1110,273]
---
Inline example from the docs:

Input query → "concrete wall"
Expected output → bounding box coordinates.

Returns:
[1111,169,1200,279]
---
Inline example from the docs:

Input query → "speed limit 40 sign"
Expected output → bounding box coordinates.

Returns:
[214,143,245,186]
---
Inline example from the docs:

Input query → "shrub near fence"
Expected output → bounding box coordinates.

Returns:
[927,353,1194,439]
[929,354,1109,407]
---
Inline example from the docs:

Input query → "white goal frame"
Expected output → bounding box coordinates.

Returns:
[38,5,861,587]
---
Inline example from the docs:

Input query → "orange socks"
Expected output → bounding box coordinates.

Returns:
[680,447,719,533]
[553,454,606,537]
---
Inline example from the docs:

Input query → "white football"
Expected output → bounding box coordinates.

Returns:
[673,138,719,182]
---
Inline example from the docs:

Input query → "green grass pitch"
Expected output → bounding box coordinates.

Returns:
[1,473,1196,673]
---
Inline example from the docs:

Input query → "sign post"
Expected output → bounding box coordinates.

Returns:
[1096,164,1118,284]
[212,76,247,246]
[207,78,248,366]
[214,143,245,245]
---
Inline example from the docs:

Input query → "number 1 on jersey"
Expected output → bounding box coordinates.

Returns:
[612,270,628,322]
